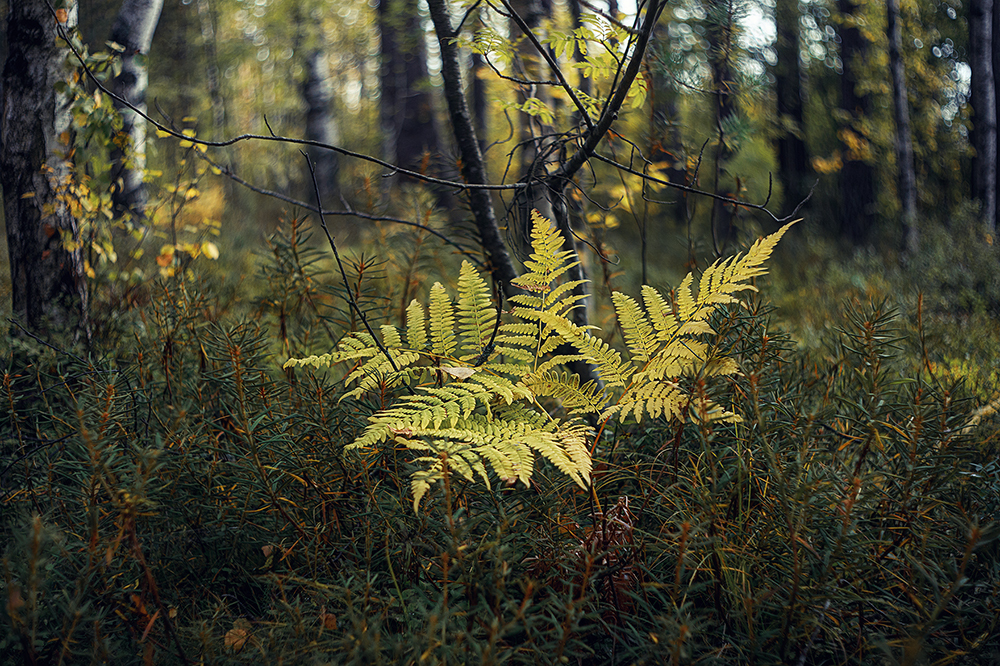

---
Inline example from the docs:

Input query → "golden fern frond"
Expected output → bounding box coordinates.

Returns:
[602,380,685,422]
[396,404,590,510]
[524,370,609,415]
[282,332,378,369]
[612,292,657,362]
[429,282,457,358]
[536,311,632,387]
[641,285,680,341]
[457,261,497,358]
[678,221,797,323]
[510,210,579,295]
[406,299,428,351]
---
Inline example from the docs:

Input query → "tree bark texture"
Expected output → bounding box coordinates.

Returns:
[886,0,918,252]
[425,0,518,289]
[2,0,89,337]
[109,0,164,218]
[378,0,442,173]
[774,0,809,209]
[705,0,738,254]
[970,0,997,234]
[837,0,876,243]
[301,47,341,206]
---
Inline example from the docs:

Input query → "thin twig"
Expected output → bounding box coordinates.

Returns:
[592,152,802,223]
[196,152,483,266]
[302,152,414,394]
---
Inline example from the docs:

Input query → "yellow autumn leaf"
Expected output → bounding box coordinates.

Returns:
[202,242,220,260]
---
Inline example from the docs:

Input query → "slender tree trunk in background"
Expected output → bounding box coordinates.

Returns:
[993,0,1000,230]
[2,0,90,338]
[886,0,918,253]
[301,47,341,206]
[109,0,164,219]
[971,0,997,235]
[837,0,876,244]
[378,0,442,174]
[773,0,809,209]
[705,0,738,255]
[425,0,517,289]
[509,0,554,237]
[471,50,489,153]
[648,19,686,230]
[195,0,226,141]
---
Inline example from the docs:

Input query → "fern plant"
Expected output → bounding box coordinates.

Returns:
[285,211,795,509]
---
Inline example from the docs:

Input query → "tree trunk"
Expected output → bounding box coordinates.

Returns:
[109,0,164,219]
[648,19,686,230]
[971,0,998,234]
[425,0,518,290]
[837,0,876,244]
[886,0,918,253]
[773,0,809,209]
[471,50,488,153]
[705,0,738,254]
[378,0,442,174]
[2,0,89,338]
[301,47,341,206]
[509,0,554,239]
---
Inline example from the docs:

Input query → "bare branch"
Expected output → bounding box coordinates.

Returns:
[303,151,414,393]
[196,153,483,265]
[51,14,523,193]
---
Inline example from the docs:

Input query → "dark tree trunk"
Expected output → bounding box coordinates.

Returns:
[301,47,340,206]
[2,0,89,338]
[425,0,517,290]
[378,0,442,173]
[774,0,809,209]
[971,0,997,234]
[887,0,918,253]
[837,0,876,243]
[705,0,738,254]
[109,0,164,219]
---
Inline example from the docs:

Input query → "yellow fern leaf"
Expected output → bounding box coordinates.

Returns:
[429,282,457,358]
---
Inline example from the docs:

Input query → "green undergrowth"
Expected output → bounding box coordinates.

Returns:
[1,217,998,665]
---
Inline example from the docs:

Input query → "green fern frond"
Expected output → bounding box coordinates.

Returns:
[612,292,657,362]
[525,370,609,414]
[429,282,457,358]
[406,299,428,351]
[457,261,497,358]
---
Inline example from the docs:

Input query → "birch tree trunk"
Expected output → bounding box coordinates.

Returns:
[886,0,918,253]
[2,0,90,339]
[109,0,164,219]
